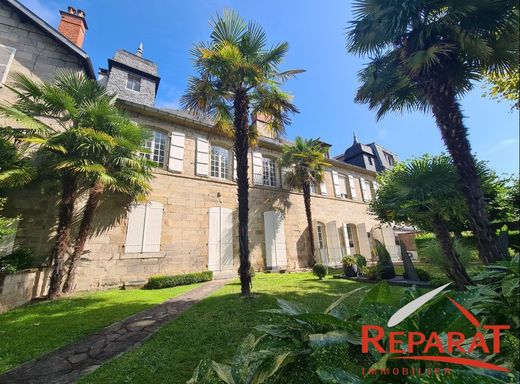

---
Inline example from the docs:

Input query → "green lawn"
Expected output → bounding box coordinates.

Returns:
[80,273,407,384]
[0,284,200,373]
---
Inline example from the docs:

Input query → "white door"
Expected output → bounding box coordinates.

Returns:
[326,221,342,266]
[264,211,288,269]
[316,223,329,265]
[208,207,233,271]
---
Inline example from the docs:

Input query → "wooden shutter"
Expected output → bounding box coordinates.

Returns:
[196,137,209,176]
[342,223,352,256]
[348,175,357,200]
[0,218,19,254]
[326,221,341,266]
[252,152,263,185]
[142,202,163,252]
[220,208,233,269]
[0,44,16,85]
[320,181,328,196]
[125,204,146,253]
[331,171,341,197]
[208,207,221,271]
[168,131,185,173]
[360,177,371,201]
[356,223,371,259]
[263,211,288,269]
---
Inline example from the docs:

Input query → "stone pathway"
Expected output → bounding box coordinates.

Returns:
[0,279,230,384]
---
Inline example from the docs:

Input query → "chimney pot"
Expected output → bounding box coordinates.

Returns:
[58,6,88,48]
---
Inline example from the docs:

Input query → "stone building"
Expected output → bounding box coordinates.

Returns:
[1,1,402,292]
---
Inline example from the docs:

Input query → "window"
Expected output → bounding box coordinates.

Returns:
[126,74,141,91]
[0,44,16,86]
[263,157,277,187]
[346,225,356,249]
[369,181,376,198]
[210,145,230,179]
[338,175,350,199]
[317,223,327,249]
[144,130,166,167]
[367,156,374,166]
[383,152,395,166]
[309,182,317,194]
[124,202,164,253]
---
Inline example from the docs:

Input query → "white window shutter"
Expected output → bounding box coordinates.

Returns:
[220,208,233,270]
[168,131,185,173]
[264,211,288,269]
[0,218,19,254]
[360,177,371,201]
[0,44,16,85]
[331,171,341,197]
[252,151,263,185]
[142,202,163,252]
[208,207,221,271]
[320,181,328,196]
[233,153,238,181]
[348,175,357,200]
[196,137,209,176]
[125,204,146,253]
[326,221,341,266]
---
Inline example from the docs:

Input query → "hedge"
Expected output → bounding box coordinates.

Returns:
[144,271,213,289]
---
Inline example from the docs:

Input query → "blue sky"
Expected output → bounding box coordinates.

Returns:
[23,0,519,175]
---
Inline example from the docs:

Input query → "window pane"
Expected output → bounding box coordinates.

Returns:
[263,157,276,186]
[127,74,141,91]
[210,145,229,179]
[144,130,166,167]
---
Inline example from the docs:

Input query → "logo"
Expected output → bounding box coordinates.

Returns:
[361,283,510,375]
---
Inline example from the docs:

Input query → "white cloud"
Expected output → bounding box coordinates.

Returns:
[21,0,59,26]
[483,137,518,155]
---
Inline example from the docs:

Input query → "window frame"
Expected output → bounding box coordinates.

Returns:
[144,130,167,168]
[338,174,351,199]
[0,44,16,86]
[262,156,277,187]
[126,73,141,92]
[317,223,327,249]
[210,144,231,180]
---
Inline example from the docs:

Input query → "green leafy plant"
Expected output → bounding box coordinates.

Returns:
[0,247,34,274]
[360,265,379,280]
[341,255,356,267]
[415,268,431,282]
[374,240,395,279]
[312,264,327,280]
[144,271,213,289]
[354,254,366,268]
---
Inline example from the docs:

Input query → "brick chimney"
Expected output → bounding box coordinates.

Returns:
[58,6,88,48]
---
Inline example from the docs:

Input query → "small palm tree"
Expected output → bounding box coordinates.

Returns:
[181,10,302,296]
[347,0,518,264]
[281,137,329,265]
[2,71,147,298]
[370,155,476,289]
[62,116,152,293]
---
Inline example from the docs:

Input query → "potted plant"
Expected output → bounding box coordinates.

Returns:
[342,255,358,277]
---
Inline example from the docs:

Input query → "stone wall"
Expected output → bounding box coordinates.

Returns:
[0,268,50,313]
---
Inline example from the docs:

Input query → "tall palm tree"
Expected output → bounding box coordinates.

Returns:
[62,116,152,293]
[4,71,126,298]
[181,10,302,296]
[370,155,473,289]
[280,137,329,266]
[347,0,518,264]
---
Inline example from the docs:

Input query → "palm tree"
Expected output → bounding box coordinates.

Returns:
[4,71,124,298]
[62,116,152,293]
[280,137,329,266]
[181,10,302,296]
[370,155,473,289]
[347,0,518,264]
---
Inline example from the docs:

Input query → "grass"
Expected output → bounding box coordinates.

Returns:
[0,284,200,373]
[80,272,407,384]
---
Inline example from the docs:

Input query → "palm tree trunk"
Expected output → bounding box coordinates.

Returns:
[432,216,473,290]
[302,180,315,266]
[426,84,501,265]
[234,88,251,296]
[62,181,104,293]
[48,173,78,299]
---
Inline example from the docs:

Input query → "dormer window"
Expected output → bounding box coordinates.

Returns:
[367,156,374,166]
[126,74,141,92]
[383,151,395,166]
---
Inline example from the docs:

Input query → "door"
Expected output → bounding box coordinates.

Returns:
[326,221,342,266]
[264,211,288,269]
[316,222,329,265]
[208,207,233,271]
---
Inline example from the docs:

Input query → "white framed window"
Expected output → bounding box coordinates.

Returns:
[317,223,327,249]
[309,182,317,194]
[346,224,359,253]
[144,130,166,167]
[210,145,230,179]
[126,74,141,92]
[124,202,164,253]
[338,174,351,199]
[0,44,16,86]
[262,157,277,187]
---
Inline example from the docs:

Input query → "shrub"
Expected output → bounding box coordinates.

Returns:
[341,255,356,267]
[374,240,396,279]
[0,248,34,274]
[354,254,367,268]
[415,268,431,282]
[312,263,327,280]
[144,271,213,289]
[360,265,379,280]
[237,265,255,278]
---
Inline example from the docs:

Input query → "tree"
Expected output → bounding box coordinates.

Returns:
[347,0,518,264]
[370,155,473,289]
[62,116,152,293]
[280,137,329,265]
[2,71,134,298]
[181,10,301,296]
[483,69,519,109]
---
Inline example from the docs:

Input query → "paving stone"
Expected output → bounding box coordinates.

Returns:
[0,279,229,384]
